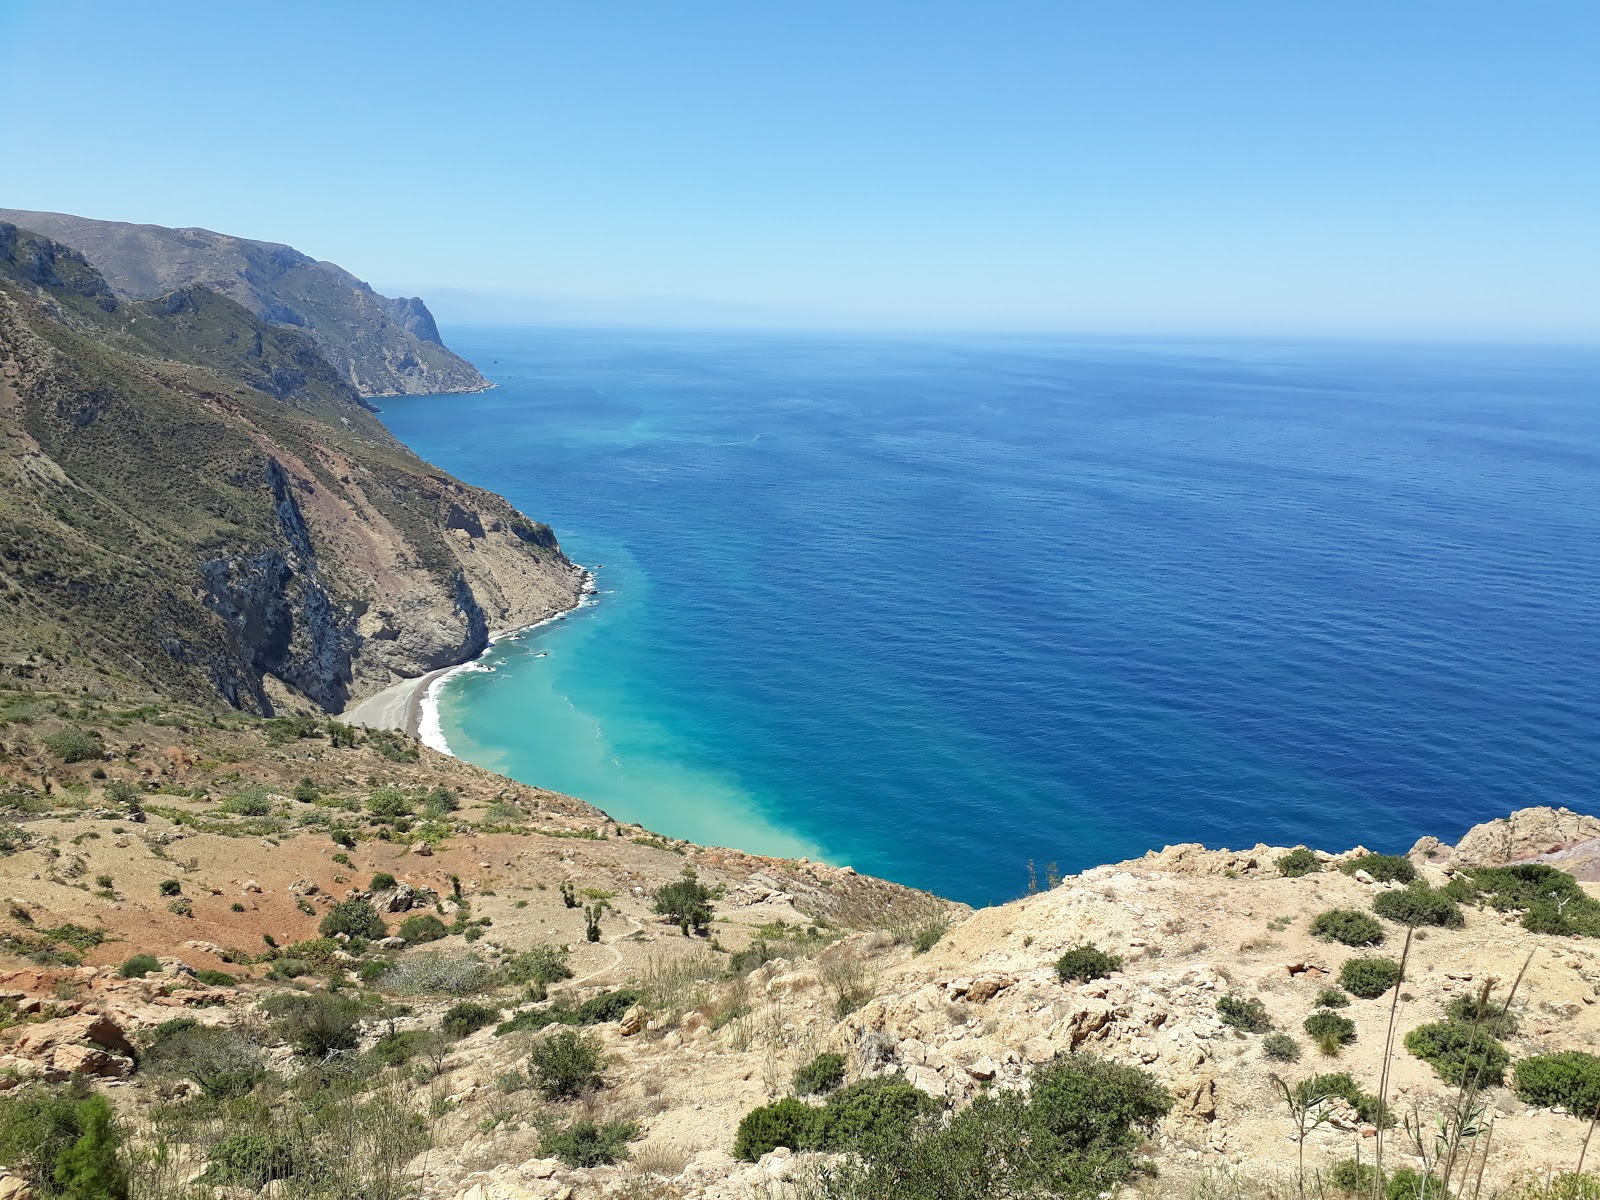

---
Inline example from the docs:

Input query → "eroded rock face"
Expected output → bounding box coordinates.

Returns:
[1448,807,1600,876]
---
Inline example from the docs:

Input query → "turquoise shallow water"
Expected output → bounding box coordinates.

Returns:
[376,329,1600,905]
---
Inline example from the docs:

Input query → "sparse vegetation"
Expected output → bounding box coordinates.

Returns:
[118,953,161,979]
[653,867,714,936]
[1450,864,1600,937]
[1276,848,1321,877]
[794,1051,848,1095]
[528,1029,605,1099]
[1304,1010,1357,1054]
[1311,908,1385,947]
[1340,955,1403,998]
[1405,1020,1511,1086]
[1216,993,1273,1032]
[1263,1032,1302,1061]
[1341,853,1417,883]
[1372,882,1464,928]
[1056,943,1122,982]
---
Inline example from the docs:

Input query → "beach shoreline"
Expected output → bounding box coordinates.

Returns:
[346,567,597,746]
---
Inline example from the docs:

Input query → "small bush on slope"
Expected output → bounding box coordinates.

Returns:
[1056,944,1122,982]
[528,1030,605,1099]
[776,1055,1174,1200]
[1216,994,1273,1032]
[1512,1052,1600,1117]
[794,1051,848,1096]
[1373,883,1463,929]
[1277,848,1322,877]
[1405,1021,1510,1087]
[1304,1011,1357,1054]
[541,1119,638,1167]
[1311,909,1385,947]
[1340,956,1403,999]
[1342,854,1416,884]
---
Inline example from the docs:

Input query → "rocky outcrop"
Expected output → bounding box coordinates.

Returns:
[1445,806,1600,869]
[0,209,488,398]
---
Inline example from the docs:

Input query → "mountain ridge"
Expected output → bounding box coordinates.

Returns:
[0,221,581,714]
[0,209,488,398]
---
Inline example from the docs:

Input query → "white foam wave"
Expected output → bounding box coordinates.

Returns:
[417,567,597,757]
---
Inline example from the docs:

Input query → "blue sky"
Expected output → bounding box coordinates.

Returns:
[3,1,1597,337]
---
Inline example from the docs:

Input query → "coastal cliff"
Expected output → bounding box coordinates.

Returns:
[0,222,583,714]
[0,209,489,398]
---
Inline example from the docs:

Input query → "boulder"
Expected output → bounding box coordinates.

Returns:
[12,1013,134,1058]
[51,1044,133,1078]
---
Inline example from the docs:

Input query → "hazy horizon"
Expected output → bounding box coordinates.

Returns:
[5,1,1598,340]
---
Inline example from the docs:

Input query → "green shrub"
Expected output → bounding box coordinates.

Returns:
[1276,847,1322,877]
[1216,994,1273,1033]
[261,991,367,1058]
[1404,1021,1510,1087]
[794,1051,848,1096]
[441,1000,499,1040]
[370,1029,437,1068]
[815,1076,940,1149]
[365,788,413,819]
[1330,1162,1444,1200]
[1444,992,1519,1037]
[194,968,236,987]
[1263,1033,1301,1062]
[397,913,447,944]
[1342,854,1417,884]
[1311,909,1385,947]
[42,728,103,763]
[103,780,141,805]
[0,1090,128,1200]
[1297,1072,1391,1127]
[1304,1010,1357,1053]
[911,917,950,954]
[1452,865,1600,937]
[158,879,181,896]
[118,953,161,979]
[1315,987,1350,1008]
[1056,943,1122,982]
[1372,883,1463,928]
[293,778,320,803]
[369,872,398,892]
[218,790,271,817]
[203,1131,297,1188]
[541,1119,638,1167]
[267,958,310,980]
[528,1029,605,1099]
[1340,956,1403,998]
[653,867,714,935]
[1511,1052,1600,1117]
[789,1055,1173,1200]
[501,943,573,988]
[734,1096,821,1160]
[319,898,386,940]
[142,1024,264,1098]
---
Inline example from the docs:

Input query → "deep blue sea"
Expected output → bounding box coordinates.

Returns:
[376,328,1600,906]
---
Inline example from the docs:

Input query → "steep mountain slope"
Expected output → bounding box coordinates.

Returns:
[0,223,582,713]
[0,209,487,397]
